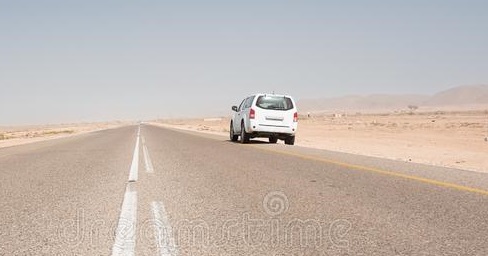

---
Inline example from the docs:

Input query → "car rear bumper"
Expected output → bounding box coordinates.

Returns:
[248,121,297,136]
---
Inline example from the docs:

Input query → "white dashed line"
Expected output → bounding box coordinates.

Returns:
[151,201,178,256]
[112,187,138,256]
[116,126,174,255]
[128,127,140,182]
[142,137,154,173]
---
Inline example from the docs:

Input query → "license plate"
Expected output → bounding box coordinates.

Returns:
[266,116,284,121]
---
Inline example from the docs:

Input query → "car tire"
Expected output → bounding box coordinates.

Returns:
[269,136,278,144]
[230,122,238,142]
[240,122,250,144]
[284,136,295,145]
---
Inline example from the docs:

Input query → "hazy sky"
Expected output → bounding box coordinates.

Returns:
[1,0,487,125]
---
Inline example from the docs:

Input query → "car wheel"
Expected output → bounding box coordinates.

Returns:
[269,136,278,144]
[230,122,238,142]
[284,136,295,145]
[240,122,250,144]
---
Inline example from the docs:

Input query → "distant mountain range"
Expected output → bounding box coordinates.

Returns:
[298,85,488,112]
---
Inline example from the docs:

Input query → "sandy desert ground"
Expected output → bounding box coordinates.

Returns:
[2,109,486,173]
[0,121,131,149]
[151,109,488,173]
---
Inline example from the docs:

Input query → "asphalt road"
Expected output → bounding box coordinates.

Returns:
[1,125,487,255]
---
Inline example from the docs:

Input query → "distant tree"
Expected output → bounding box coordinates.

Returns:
[408,105,419,111]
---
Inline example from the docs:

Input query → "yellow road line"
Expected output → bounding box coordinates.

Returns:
[251,145,488,196]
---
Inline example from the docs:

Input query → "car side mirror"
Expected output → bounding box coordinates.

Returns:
[232,106,238,112]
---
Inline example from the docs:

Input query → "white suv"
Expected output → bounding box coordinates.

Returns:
[230,93,298,145]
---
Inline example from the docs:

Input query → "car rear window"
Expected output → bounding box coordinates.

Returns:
[255,96,294,110]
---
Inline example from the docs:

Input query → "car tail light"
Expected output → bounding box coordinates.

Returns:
[293,112,298,122]
[249,108,256,119]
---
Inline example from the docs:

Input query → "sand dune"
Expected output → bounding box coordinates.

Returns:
[426,85,488,106]
[299,94,427,112]
[299,85,488,112]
